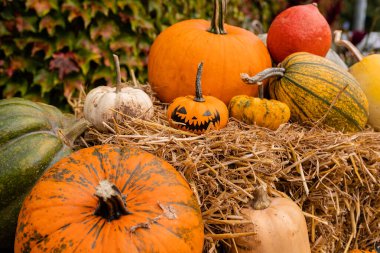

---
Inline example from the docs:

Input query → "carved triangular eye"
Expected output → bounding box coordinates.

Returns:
[203,110,212,116]
[178,107,187,114]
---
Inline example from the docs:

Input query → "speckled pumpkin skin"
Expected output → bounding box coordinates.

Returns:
[15,145,204,253]
[229,95,290,130]
[269,52,369,132]
[0,97,85,250]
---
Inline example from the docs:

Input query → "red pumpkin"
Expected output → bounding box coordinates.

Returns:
[148,0,271,104]
[15,145,204,253]
[267,3,331,63]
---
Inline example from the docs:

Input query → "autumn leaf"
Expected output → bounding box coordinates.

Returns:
[61,0,92,27]
[33,68,57,94]
[49,52,80,80]
[15,15,37,33]
[31,38,54,58]
[26,0,58,17]
[39,14,65,35]
[90,20,120,42]
[63,75,84,99]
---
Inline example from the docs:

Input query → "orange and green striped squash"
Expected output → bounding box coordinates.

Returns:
[15,145,204,253]
[268,52,369,132]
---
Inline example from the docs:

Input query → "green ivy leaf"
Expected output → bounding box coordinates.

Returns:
[26,0,55,17]
[0,43,15,57]
[90,65,112,84]
[2,78,28,98]
[0,22,10,36]
[61,0,92,27]
[83,0,109,17]
[109,35,136,53]
[31,38,55,59]
[33,68,58,94]
[63,74,84,98]
[55,31,76,51]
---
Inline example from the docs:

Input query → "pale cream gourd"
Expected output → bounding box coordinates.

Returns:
[84,54,154,131]
[230,186,311,253]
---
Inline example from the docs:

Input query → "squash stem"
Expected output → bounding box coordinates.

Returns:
[113,54,122,93]
[334,30,363,61]
[250,186,271,210]
[257,81,264,99]
[194,62,205,102]
[60,118,90,147]
[94,180,132,221]
[241,67,286,85]
[208,0,227,35]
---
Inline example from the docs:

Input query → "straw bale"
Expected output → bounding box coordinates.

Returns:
[69,84,380,253]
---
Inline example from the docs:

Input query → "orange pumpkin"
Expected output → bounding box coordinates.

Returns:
[349,250,376,253]
[15,145,204,253]
[148,0,271,104]
[167,62,229,134]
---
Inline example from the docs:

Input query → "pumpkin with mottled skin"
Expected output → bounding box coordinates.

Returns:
[0,97,89,250]
[15,145,204,253]
[228,94,290,130]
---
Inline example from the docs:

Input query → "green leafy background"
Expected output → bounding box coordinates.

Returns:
[0,0,374,111]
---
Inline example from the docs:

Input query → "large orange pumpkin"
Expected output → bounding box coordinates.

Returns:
[148,0,271,104]
[15,145,204,253]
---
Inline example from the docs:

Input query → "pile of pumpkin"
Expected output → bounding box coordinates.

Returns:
[1,0,380,252]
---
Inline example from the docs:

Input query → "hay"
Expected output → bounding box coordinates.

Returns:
[69,84,380,253]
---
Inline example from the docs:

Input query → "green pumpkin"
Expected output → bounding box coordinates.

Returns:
[0,97,89,250]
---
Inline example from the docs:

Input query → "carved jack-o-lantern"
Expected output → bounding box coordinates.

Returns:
[167,62,228,134]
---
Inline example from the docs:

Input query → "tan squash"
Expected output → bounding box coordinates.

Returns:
[230,186,311,253]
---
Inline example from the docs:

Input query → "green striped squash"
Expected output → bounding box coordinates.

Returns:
[0,97,89,250]
[269,52,369,132]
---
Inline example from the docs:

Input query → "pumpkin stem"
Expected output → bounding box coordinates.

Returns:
[208,0,227,35]
[257,81,264,99]
[194,62,205,102]
[60,118,90,147]
[94,180,131,221]
[113,54,123,93]
[241,67,286,85]
[334,30,363,61]
[250,186,271,210]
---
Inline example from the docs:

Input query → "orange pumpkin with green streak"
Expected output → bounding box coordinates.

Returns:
[242,52,369,132]
[15,145,204,253]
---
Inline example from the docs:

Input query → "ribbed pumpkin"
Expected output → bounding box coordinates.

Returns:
[15,145,204,253]
[335,30,380,131]
[167,62,229,134]
[241,52,369,132]
[148,0,271,104]
[0,97,89,250]
[228,82,290,130]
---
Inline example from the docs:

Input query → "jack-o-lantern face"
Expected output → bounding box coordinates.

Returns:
[167,62,228,134]
[170,104,223,133]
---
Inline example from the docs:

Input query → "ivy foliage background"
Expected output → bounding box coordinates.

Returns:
[0,0,361,110]
[0,0,289,110]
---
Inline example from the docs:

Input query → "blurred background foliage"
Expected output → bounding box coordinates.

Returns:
[0,0,379,110]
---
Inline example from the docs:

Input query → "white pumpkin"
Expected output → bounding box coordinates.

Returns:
[84,54,154,131]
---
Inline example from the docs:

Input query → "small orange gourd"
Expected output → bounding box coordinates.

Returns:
[167,62,228,134]
[228,81,290,130]
[15,145,204,253]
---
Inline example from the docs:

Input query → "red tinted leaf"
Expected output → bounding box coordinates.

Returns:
[83,1,109,17]
[39,15,65,35]
[26,0,53,17]
[63,75,84,99]
[49,52,80,80]
[15,15,37,32]
[61,1,92,27]
[31,39,54,58]
[7,57,28,76]
[90,20,119,42]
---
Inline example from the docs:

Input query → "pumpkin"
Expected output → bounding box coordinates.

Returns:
[228,81,290,130]
[15,145,204,253]
[230,186,311,253]
[349,250,376,253]
[335,30,380,131]
[84,54,154,132]
[167,62,228,134]
[148,0,271,104]
[267,3,331,63]
[0,97,89,250]
[241,52,369,132]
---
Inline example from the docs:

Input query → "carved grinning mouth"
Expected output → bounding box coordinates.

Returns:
[170,105,221,132]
